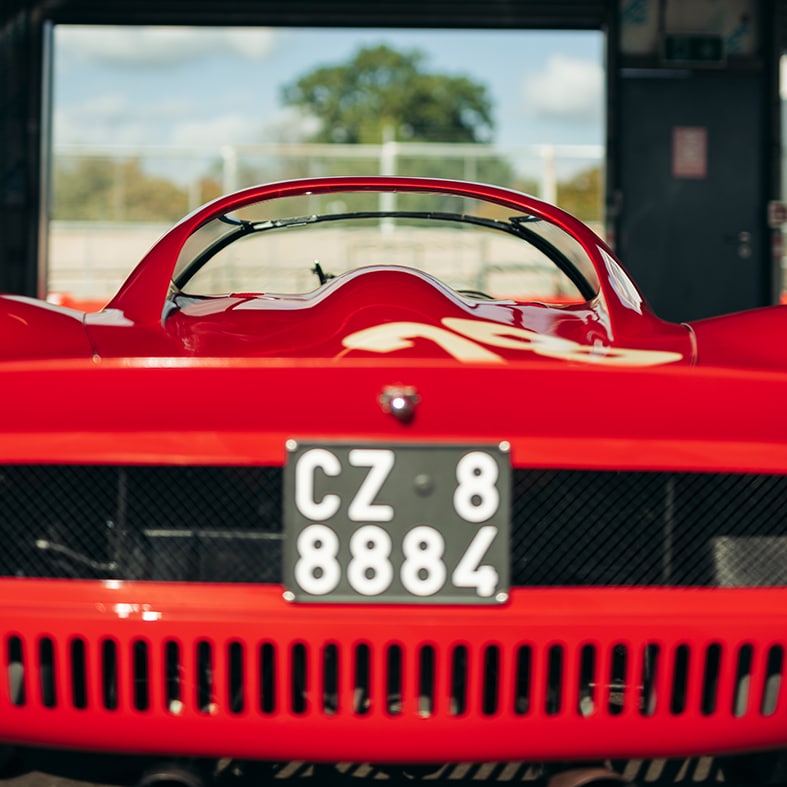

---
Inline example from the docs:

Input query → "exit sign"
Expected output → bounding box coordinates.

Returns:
[663,34,725,65]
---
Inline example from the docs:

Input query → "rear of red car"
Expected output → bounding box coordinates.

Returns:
[2,355,787,784]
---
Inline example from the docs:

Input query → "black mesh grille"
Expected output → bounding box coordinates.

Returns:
[0,465,786,586]
[511,471,787,586]
[0,466,282,582]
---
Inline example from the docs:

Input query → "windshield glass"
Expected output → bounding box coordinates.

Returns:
[172,190,600,303]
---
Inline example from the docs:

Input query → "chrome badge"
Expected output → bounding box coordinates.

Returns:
[379,385,420,423]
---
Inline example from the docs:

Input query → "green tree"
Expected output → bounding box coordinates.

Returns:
[557,165,603,222]
[53,157,189,222]
[281,44,494,144]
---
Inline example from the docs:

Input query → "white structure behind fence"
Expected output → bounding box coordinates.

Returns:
[47,141,604,305]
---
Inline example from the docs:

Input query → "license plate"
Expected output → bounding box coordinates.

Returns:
[283,442,510,604]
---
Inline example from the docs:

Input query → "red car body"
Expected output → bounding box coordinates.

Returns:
[1,177,787,784]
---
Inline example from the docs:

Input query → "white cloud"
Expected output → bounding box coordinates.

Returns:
[55,78,267,146]
[55,95,136,144]
[58,26,277,67]
[170,115,261,147]
[523,54,603,123]
[259,106,321,143]
[55,100,264,148]
[73,93,129,123]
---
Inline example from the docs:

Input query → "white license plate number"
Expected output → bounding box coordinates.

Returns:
[283,443,510,604]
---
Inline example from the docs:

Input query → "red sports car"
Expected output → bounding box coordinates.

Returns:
[1,177,787,787]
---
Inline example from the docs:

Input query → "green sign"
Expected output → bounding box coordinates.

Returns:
[663,34,725,65]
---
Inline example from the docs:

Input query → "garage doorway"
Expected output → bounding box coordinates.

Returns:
[45,25,604,306]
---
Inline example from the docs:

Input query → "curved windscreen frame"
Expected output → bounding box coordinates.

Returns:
[171,190,600,303]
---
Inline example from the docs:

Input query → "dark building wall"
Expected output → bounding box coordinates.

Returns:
[1,9,45,295]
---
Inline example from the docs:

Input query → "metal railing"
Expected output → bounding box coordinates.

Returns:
[47,141,604,304]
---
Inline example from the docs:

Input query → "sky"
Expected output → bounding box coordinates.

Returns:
[52,26,605,152]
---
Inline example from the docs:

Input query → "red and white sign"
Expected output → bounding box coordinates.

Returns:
[672,126,708,179]
[768,200,787,228]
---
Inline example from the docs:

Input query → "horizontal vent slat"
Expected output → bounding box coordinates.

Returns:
[4,634,787,727]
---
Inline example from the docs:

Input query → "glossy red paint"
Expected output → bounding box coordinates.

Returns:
[1,357,787,472]
[3,177,694,367]
[3,177,787,769]
[106,177,622,327]
[690,305,787,368]
[0,296,92,359]
[6,176,787,370]
[147,268,668,363]
[1,579,787,762]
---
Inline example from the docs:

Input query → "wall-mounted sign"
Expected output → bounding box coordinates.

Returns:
[663,33,725,65]
[620,0,757,59]
[768,201,787,228]
[672,126,707,179]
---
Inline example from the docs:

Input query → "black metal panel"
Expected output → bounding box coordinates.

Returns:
[614,72,770,322]
[2,464,787,587]
[0,8,45,297]
[5,1,611,30]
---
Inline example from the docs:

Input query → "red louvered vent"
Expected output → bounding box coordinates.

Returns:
[4,634,784,722]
